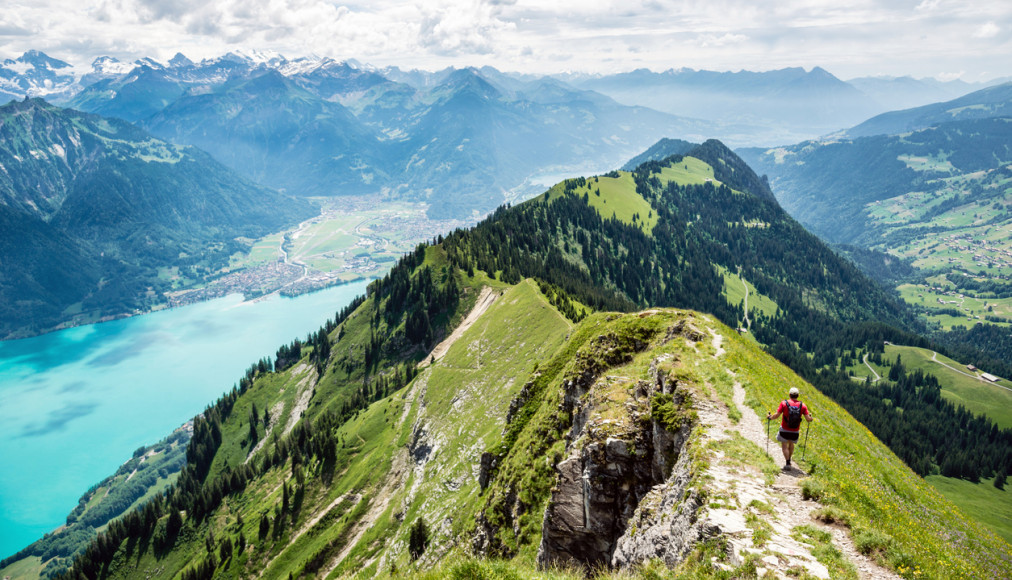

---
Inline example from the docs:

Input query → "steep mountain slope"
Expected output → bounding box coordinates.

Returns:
[142,71,390,196]
[64,51,283,121]
[844,81,1012,138]
[741,116,1012,246]
[740,114,1012,384]
[392,70,710,218]
[66,66,189,123]
[138,66,709,219]
[0,98,315,338]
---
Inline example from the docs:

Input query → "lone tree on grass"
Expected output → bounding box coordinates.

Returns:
[408,516,430,560]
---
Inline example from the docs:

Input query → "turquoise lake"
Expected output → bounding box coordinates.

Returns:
[0,280,369,559]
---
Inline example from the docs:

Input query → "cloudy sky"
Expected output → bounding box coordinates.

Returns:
[1,0,1009,80]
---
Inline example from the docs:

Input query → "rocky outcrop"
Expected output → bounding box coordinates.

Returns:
[536,354,696,570]
[610,448,711,568]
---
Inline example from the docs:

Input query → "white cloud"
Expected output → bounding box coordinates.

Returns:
[973,21,1000,39]
[417,0,515,55]
[697,33,748,48]
[0,0,1009,80]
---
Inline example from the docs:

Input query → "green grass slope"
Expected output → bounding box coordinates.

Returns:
[924,475,1012,544]
[722,325,1010,579]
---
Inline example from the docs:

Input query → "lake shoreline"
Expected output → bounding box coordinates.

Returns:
[0,280,370,558]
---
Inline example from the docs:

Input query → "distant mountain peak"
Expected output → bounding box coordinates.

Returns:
[135,57,164,70]
[443,67,500,97]
[90,56,136,75]
[222,49,287,68]
[168,53,193,68]
[0,51,78,101]
[18,49,72,70]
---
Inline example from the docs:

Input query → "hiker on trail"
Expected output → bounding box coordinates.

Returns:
[767,387,813,469]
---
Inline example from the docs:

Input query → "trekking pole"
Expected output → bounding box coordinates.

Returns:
[766,416,771,456]
[802,419,811,461]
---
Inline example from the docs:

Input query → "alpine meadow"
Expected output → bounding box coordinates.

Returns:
[2,6,1011,579]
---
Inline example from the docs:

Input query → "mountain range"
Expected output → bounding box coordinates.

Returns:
[567,67,1005,145]
[739,82,1012,250]
[2,48,1012,580]
[0,98,313,338]
[0,50,1001,220]
[47,50,711,219]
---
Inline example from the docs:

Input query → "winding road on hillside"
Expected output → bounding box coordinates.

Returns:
[862,354,881,383]
[931,351,1012,393]
[741,276,752,331]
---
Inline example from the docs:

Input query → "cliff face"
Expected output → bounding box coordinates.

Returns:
[532,314,901,579]
[538,313,704,566]
[536,344,696,569]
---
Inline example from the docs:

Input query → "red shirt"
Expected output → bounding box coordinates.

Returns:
[777,399,809,432]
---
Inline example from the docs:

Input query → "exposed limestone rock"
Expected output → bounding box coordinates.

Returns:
[478,452,498,491]
[664,317,705,343]
[536,354,695,571]
[611,449,712,568]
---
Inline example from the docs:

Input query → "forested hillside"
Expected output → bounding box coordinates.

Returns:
[741,116,1012,246]
[0,98,314,338]
[740,114,1012,389]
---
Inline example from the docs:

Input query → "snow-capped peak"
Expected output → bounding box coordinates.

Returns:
[134,57,165,70]
[277,55,326,76]
[224,49,287,67]
[91,56,137,76]
[0,51,79,100]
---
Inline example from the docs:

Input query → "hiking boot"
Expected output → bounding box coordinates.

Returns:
[786,459,792,468]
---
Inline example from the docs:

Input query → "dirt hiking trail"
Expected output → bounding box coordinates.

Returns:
[692,344,901,579]
[418,286,498,369]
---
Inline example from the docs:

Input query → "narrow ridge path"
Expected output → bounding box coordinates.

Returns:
[730,382,901,580]
[418,286,498,369]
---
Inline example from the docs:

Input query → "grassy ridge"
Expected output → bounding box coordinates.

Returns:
[408,308,1012,578]
[545,172,658,233]
[41,292,1012,579]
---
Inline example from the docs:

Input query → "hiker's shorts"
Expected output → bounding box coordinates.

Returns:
[777,429,800,443]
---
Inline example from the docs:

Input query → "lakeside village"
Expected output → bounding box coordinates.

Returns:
[166,255,373,308]
[166,202,475,308]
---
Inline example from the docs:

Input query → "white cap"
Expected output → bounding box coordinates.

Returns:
[789,387,800,397]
